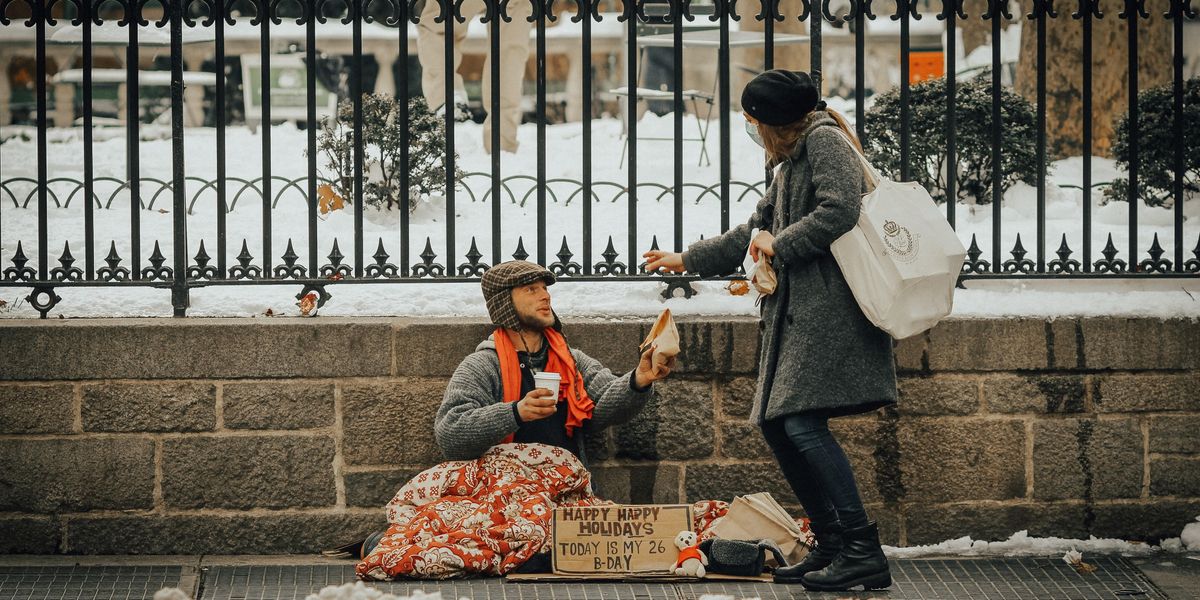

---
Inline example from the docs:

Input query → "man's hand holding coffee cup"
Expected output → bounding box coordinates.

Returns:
[517,388,557,422]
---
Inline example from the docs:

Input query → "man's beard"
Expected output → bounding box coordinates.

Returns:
[517,309,555,331]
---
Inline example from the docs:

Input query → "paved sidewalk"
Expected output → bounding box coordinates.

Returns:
[0,554,1196,600]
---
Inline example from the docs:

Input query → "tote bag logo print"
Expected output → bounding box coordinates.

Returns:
[881,220,920,263]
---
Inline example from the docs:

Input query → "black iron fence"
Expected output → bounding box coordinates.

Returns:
[0,0,1196,317]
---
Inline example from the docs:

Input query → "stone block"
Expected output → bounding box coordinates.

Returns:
[222,382,335,430]
[1090,499,1200,542]
[1094,374,1199,413]
[904,503,1090,546]
[1150,458,1200,497]
[927,319,1048,371]
[0,517,61,553]
[1081,318,1200,370]
[583,429,615,462]
[829,417,889,505]
[65,512,385,554]
[893,334,926,373]
[615,380,713,460]
[720,422,772,460]
[345,468,425,508]
[0,383,74,434]
[82,382,215,433]
[684,462,794,504]
[0,319,393,380]
[1033,419,1143,500]
[896,376,979,416]
[559,319,645,375]
[898,419,1026,502]
[590,465,682,504]
[1150,416,1200,454]
[1048,318,1081,369]
[0,438,154,512]
[719,377,757,419]
[392,319,495,377]
[984,375,1087,414]
[162,435,335,509]
[671,318,760,375]
[342,379,445,466]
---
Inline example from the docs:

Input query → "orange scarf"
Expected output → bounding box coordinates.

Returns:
[494,327,595,443]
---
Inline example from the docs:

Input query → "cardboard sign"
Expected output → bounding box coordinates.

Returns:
[551,505,693,575]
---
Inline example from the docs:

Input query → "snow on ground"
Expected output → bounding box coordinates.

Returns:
[884,530,1165,560]
[1,106,1196,319]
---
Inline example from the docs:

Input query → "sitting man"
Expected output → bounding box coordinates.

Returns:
[435,260,674,463]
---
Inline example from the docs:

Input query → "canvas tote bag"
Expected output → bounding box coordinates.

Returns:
[828,131,968,340]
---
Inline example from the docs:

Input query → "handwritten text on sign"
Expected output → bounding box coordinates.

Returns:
[552,504,693,574]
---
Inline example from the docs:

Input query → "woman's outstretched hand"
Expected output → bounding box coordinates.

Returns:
[642,250,686,273]
[749,230,776,262]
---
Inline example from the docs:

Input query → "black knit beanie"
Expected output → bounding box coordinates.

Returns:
[741,70,824,126]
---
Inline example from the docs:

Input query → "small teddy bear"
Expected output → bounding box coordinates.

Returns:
[673,530,708,578]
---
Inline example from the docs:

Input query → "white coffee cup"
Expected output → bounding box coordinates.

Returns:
[533,371,562,402]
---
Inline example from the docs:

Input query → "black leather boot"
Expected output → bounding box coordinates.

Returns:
[773,522,844,583]
[800,522,891,591]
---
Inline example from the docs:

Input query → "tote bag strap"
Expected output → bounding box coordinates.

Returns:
[831,129,884,192]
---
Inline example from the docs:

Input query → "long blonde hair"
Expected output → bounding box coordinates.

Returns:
[760,107,862,166]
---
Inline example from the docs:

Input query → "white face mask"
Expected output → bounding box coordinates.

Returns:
[745,120,764,148]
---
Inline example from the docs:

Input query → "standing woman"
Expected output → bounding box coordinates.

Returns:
[644,70,897,592]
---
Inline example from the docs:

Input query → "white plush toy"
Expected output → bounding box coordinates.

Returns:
[673,530,708,578]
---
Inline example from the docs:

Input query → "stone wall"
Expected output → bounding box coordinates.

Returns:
[1,316,1197,554]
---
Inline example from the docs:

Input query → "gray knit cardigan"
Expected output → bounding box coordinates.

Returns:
[434,336,653,461]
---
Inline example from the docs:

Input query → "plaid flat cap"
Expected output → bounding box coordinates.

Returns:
[481,261,557,330]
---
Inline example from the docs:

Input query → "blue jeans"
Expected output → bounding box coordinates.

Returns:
[760,413,870,532]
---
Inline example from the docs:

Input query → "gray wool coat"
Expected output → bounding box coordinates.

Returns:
[683,113,897,425]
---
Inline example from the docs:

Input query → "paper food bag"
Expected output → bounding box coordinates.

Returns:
[640,308,680,370]
[742,228,777,296]
[709,492,810,566]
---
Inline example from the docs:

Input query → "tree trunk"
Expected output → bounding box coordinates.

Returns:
[1014,7,1172,159]
[959,0,994,55]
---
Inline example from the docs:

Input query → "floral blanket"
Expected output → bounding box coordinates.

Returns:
[356,443,728,580]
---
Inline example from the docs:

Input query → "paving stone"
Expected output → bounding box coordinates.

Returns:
[1090,499,1200,542]
[1033,418,1143,500]
[0,319,392,379]
[590,465,682,504]
[0,383,74,434]
[393,319,495,377]
[559,319,645,376]
[1150,457,1200,497]
[162,435,336,509]
[65,512,385,554]
[671,318,760,375]
[1047,318,1082,369]
[1149,415,1200,453]
[223,382,335,430]
[1081,318,1200,370]
[719,422,772,460]
[897,376,979,415]
[684,462,794,504]
[0,438,154,512]
[927,319,1048,371]
[82,382,215,433]
[615,380,713,460]
[1094,373,1200,412]
[0,517,61,553]
[342,378,445,466]
[893,334,926,373]
[718,377,757,419]
[984,375,1087,414]
[345,468,426,508]
[898,419,1026,502]
[905,503,1090,545]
